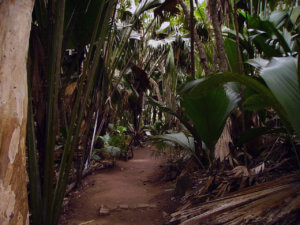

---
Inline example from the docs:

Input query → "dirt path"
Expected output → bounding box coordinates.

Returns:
[63,145,176,225]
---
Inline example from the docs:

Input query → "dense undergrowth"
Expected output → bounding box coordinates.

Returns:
[25,0,300,224]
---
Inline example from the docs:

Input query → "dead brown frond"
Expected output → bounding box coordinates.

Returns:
[169,173,300,225]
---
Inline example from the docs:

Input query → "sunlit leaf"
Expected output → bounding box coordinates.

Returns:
[152,132,195,152]
[247,58,269,69]
[156,21,170,34]
[134,0,163,17]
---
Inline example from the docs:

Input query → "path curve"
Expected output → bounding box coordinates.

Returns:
[64,145,175,225]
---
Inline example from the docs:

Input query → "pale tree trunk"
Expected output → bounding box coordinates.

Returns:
[0,1,34,225]
[149,78,162,103]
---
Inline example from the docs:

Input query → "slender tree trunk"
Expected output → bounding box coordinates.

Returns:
[149,78,162,103]
[0,0,34,224]
[208,0,233,166]
[208,0,228,72]
[179,0,210,75]
[190,0,195,78]
[233,5,243,74]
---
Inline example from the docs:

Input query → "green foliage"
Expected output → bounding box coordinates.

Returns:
[243,94,270,111]
[236,127,287,147]
[242,10,298,58]
[183,73,288,126]
[188,56,300,140]
[147,97,202,144]
[91,150,102,161]
[194,1,207,22]
[26,2,300,224]
[64,0,106,48]
[148,82,240,168]
[27,0,126,224]
[259,57,300,137]
[152,132,195,152]
[94,125,130,159]
[134,0,163,18]
[224,38,239,73]
[144,120,167,135]
[166,46,177,92]
[151,132,199,160]
[181,85,239,151]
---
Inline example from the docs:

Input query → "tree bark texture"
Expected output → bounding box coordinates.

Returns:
[149,77,162,103]
[208,0,228,72]
[0,0,34,224]
[179,0,210,75]
[208,0,232,160]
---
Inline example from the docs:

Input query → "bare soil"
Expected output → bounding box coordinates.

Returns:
[62,145,177,225]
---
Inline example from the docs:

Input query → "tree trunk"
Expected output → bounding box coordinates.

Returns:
[207,0,232,165]
[179,0,210,75]
[0,1,34,224]
[208,0,228,72]
[189,0,195,78]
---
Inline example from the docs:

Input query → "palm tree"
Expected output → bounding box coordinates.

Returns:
[27,1,168,224]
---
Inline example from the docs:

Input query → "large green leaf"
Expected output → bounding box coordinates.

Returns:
[182,86,239,150]
[269,11,288,28]
[224,38,239,73]
[223,28,254,58]
[290,6,300,25]
[151,132,204,167]
[260,57,300,137]
[243,94,271,111]
[182,72,291,133]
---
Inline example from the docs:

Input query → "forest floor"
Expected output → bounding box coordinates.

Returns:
[61,144,178,225]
